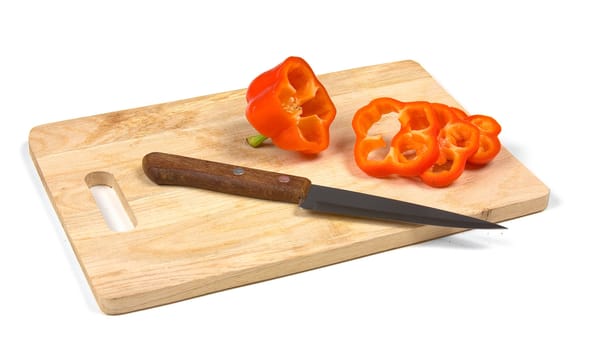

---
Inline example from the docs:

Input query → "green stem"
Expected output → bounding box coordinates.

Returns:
[246,134,268,148]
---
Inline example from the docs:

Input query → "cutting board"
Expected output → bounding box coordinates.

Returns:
[29,60,549,314]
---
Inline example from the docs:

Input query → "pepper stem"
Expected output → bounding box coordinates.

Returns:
[246,134,268,148]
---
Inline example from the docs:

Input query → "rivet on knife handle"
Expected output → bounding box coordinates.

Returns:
[142,152,312,204]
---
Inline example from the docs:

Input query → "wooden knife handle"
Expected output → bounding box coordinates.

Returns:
[142,152,312,204]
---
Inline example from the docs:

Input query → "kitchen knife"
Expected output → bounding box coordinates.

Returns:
[142,152,504,229]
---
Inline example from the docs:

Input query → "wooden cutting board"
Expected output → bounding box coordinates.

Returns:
[29,60,549,314]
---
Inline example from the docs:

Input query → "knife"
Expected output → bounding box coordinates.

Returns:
[142,152,504,229]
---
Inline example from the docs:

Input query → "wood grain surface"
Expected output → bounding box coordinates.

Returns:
[29,60,549,314]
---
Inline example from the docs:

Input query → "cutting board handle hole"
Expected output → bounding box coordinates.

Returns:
[85,171,137,232]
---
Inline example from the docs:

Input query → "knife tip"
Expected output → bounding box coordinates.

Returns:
[490,222,506,229]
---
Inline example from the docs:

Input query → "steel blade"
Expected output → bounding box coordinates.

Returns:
[300,184,504,229]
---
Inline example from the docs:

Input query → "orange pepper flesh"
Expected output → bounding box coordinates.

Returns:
[245,56,336,154]
[352,98,441,177]
[420,104,480,187]
[352,97,405,177]
[352,98,502,187]
[466,115,502,165]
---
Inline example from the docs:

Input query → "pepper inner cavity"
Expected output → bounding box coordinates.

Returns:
[282,96,302,114]
[367,112,401,160]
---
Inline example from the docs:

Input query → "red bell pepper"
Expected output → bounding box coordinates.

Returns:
[245,56,337,154]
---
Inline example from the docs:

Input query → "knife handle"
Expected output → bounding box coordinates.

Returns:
[142,152,312,204]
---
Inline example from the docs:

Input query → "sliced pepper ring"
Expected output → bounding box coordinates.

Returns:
[420,119,480,187]
[466,115,502,164]
[352,97,404,177]
[352,98,440,177]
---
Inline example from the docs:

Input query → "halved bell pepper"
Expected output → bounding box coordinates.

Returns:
[245,56,337,154]
[420,103,480,187]
[352,98,441,177]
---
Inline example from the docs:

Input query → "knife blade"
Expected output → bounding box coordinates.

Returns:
[142,152,504,229]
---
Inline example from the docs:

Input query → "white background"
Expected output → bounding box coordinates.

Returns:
[2,1,588,349]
